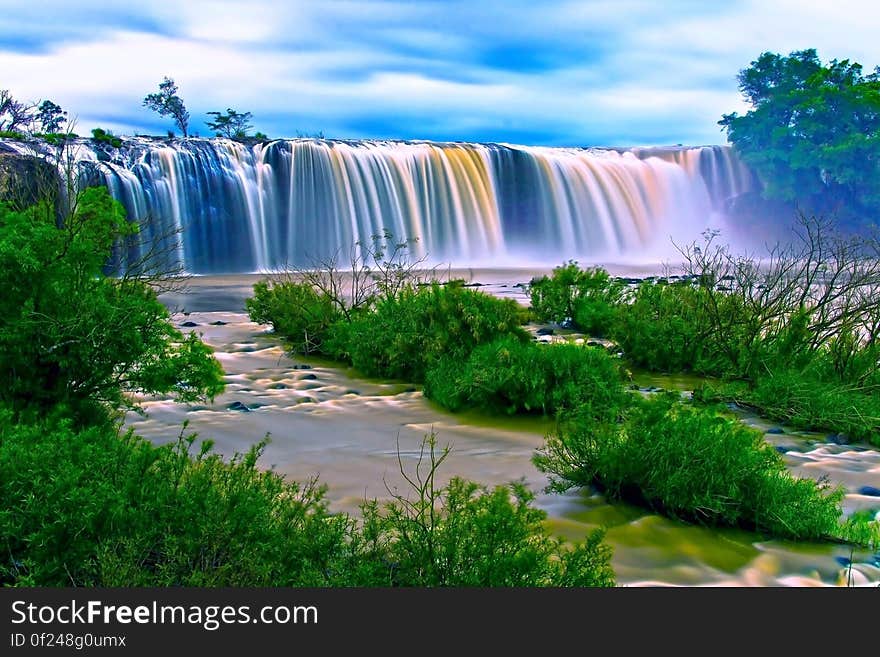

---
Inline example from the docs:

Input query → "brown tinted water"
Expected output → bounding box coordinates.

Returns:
[126,272,880,587]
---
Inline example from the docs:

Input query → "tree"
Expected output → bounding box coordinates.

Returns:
[0,89,35,133]
[0,185,225,420]
[143,77,190,137]
[720,49,880,222]
[35,100,66,133]
[206,108,254,139]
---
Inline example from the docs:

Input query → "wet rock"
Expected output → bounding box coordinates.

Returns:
[827,433,851,445]
[834,555,851,568]
[463,282,484,287]
[267,383,289,389]
[559,318,574,329]
[180,321,198,327]
[536,327,555,336]
[344,389,360,395]
[210,320,227,326]
[292,364,313,370]
[227,401,250,412]
[766,427,785,434]
[586,341,604,348]
[300,373,318,380]
[857,486,880,497]
[297,396,317,404]
[402,386,417,393]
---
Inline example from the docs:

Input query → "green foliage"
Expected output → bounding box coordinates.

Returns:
[696,370,880,447]
[0,414,351,586]
[246,279,341,355]
[0,187,224,418]
[0,130,26,140]
[206,108,254,139]
[350,435,615,587]
[91,127,122,148]
[425,336,628,417]
[535,395,847,541]
[720,49,880,220]
[330,282,528,381]
[143,76,190,137]
[254,131,268,141]
[0,417,616,587]
[529,263,624,337]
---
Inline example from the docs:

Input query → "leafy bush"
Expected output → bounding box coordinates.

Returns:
[246,279,341,355]
[0,188,224,419]
[0,130,26,140]
[0,415,350,586]
[329,282,528,381]
[425,336,628,417]
[349,435,615,587]
[1,417,616,587]
[91,127,122,148]
[529,262,624,336]
[535,395,848,541]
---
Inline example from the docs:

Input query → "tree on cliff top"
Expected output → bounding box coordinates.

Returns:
[143,77,191,138]
[720,49,880,223]
[206,108,254,140]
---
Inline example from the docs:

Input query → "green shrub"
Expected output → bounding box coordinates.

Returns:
[535,395,847,541]
[349,435,615,587]
[246,279,341,355]
[0,130,26,141]
[0,415,350,586]
[91,127,122,148]
[329,282,528,381]
[425,336,628,417]
[0,416,616,587]
[0,188,224,419]
[529,262,624,337]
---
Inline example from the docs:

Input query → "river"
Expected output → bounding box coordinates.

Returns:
[125,270,880,587]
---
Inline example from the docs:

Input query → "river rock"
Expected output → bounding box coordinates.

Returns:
[210,320,227,326]
[826,433,850,445]
[227,401,250,412]
[766,427,785,434]
[300,373,317,380]
[536,327,555,336]
[180,321,198,327]
[857,486,880,497]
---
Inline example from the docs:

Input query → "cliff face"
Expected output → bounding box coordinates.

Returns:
[0,145,59,209]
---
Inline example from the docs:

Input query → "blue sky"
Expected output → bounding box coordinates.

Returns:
[0,0,876,146]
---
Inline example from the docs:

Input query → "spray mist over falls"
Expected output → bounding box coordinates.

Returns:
[80,139,752,274]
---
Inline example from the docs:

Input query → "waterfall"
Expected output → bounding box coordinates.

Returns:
[60,138,754,273]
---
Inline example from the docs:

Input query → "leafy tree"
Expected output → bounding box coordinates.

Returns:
[0,186,224,419]
[143,77,190,137]
[720,49,880,220]
[206,108,254,139]
[35,100,66,133]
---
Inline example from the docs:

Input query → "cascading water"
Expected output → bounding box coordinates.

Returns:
[8,137,755,273]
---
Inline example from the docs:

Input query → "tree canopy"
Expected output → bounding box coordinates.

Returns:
[720,49,880,223]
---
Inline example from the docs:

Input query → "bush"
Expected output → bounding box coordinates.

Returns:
[0,415,350,586]
[0,416,616,587]
[0,188,224,419]
[246,279,341,355]
[329,282,528,381]
[349,435,615,587]
[425,336,628,417]
[529,263,624,337]
[91,127,122,148]
[535,395,848,541]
